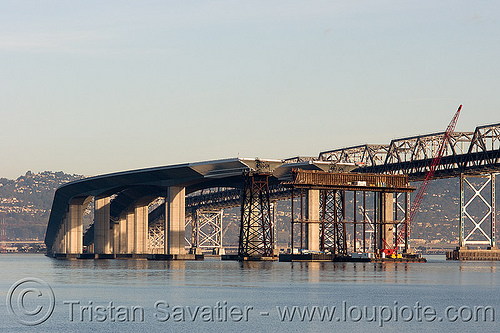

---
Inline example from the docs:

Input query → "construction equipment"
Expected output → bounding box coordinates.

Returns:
[393,105,462,254]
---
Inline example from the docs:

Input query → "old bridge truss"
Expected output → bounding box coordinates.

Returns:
[319,123,500,181]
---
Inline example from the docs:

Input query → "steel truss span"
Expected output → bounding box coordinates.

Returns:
[318,123,500,180]
[186,122,499,211]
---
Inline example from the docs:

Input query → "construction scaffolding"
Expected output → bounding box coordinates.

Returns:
[238,172,275,259]
[287,169,414,258]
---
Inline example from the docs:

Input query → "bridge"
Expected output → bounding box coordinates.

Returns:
[319,122,500,181]
[44,121,500,260]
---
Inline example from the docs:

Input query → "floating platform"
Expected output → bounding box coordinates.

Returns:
[147,253,204,261]
[279,253,426,263]
[279,253,371,262]
[371,257,427,263]
[78,254,150,260]
[221,254,278,261]
[446,247,500,261]
[203,254,222,259]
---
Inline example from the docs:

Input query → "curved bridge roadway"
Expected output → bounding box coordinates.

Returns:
[45,158,332,256]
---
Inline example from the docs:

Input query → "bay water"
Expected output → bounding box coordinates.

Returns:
[1,254,498,332]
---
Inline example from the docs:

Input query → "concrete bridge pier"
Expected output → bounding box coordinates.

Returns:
[50,197,90,258]
[378,192,394,255]
[111,201,149,258]
[93,197,149,258]
[116,212,127,254]
[148,185,198,260]
[65,197,90,256]
[125,208,135,254]
[305,189,320,252]
[133,199,149,255]
[52,223,65,255]
[94,196,113,258]
[113,216,120,255]
[165,186,185,255]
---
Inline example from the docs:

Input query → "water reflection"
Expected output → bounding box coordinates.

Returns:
[3,254,499,288]
[1,254,499,333]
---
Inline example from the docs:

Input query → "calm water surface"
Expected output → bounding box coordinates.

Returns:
[1,254,498,332]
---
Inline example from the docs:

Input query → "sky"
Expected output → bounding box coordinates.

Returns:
[1,1,500,179]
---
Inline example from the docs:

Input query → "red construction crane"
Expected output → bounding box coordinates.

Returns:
[397,104,462,252]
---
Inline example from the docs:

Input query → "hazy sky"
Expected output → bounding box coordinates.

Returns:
[1,1,499,179]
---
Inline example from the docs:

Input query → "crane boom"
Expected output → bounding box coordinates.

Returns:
[399,105,462,249]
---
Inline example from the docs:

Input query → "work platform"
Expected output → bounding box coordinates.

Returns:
[446,247,500,261]
[221,254,278,261]
[279,253,426,263]
[147,254,204,261]
[285,169,415,259]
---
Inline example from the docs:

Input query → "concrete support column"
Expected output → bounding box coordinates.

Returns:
[306,189,320,251]
[118,212,127,254]
[64,213,71,254]
[379,192,394,251]
[164,186,186,255]
[134,203,148,254]
[113,220,120,255]
[94,197,112,254]
[62,215,69,254]
[52,231,57,253]
[66,198,86,254]
[54,227,63,253]
[126,208,135,253]
[52,230,57,253]
[60,222,67,253]
[54,229,59,253]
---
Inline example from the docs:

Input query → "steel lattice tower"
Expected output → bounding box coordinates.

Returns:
[320,190,347,255]
[238,173,274,258]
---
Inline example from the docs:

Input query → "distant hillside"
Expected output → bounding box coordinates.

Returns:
[0,171,84,240]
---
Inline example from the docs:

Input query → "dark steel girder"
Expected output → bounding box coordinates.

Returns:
[358,150,500,181]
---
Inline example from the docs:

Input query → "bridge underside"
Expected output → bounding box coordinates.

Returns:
[48,168,416,260]
[46,158,337,259]
[51,186,189,259]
